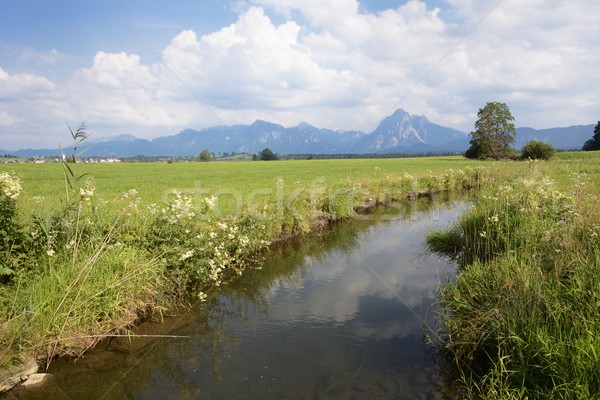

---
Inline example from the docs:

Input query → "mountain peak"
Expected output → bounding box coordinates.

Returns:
[387,108,429,123]
[356,108,466,152]
[296,121,314,128]
[251,119,280,128]
[391,108,409,117]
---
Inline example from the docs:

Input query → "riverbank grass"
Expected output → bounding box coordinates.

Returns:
[428,164,600,399]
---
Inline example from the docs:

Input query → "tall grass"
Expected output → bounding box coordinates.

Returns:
[428,163,600,399]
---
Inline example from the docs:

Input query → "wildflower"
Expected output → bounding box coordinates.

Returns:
[198,292,207,302]
[179,249,195,261]
[46,249,55,257]
[79,180,95,202]
[479,231,487,238]
[203,195,217,211]
[122,188,138,199]
[0,172,22,200]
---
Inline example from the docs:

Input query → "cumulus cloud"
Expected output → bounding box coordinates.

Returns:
[0,67,57,99]
[0,0,599,149]
[0,67,70,145]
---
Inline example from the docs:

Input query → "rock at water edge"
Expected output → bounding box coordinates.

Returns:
[22,373,49,386]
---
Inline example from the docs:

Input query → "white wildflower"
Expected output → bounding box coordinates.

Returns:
[0,172,22,200]
[179,249,195,261]
[204,195,217,210]
[79,180,95,202]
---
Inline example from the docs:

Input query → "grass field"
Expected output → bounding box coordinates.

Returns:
[1,153,600,398]
[4,153,597,207]
[2,156,484,204]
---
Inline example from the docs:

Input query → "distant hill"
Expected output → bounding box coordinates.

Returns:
[2,109,594,157]
[515,125,594,150]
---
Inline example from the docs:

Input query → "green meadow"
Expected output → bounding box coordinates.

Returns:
[7,156,482,205]
[1,152,600,398]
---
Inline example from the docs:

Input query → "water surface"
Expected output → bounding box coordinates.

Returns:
[8,200,463,399]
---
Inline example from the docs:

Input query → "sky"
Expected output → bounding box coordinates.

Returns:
[0,0,598,150]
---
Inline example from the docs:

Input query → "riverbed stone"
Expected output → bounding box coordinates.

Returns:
[0,358,39,392]
[22,373,49,386]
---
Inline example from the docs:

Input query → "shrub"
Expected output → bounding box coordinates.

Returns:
[521,140,556,160]
[0,172,24,282]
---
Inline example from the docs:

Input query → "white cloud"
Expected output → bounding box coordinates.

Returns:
[0,67,70,145]
[1,0,599,150]
[0,67,57,98]
[67,51,175,127]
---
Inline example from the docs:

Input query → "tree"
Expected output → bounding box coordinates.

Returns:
[198,149,212,162]
[582,121,600,151]
[521,140,555,160]
[465,102,516,160]
[259,148,278,161]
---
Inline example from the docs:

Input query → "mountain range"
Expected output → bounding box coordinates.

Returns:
[2,109,594,158]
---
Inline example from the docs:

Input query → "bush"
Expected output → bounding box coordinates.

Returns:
[0,172,24,282]
[521,140,555,160]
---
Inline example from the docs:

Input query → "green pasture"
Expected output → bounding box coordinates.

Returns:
[1,157,486,209]
[3,153,599,208]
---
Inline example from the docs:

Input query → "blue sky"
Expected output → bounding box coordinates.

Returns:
[1,0,598,150]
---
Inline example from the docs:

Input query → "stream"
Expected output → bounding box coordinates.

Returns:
[7,199,465,399]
